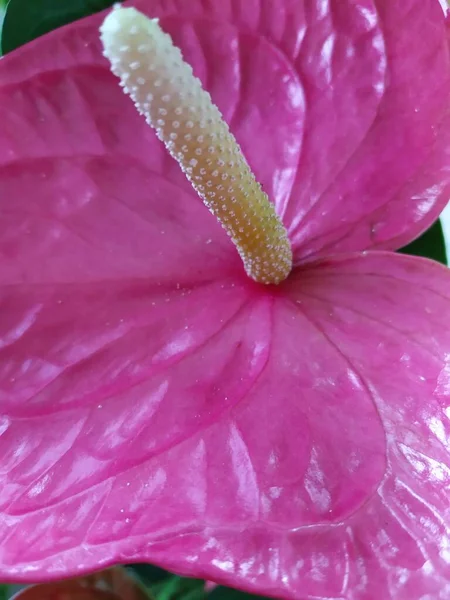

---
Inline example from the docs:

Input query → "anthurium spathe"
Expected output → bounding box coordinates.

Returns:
[0,0,450,598]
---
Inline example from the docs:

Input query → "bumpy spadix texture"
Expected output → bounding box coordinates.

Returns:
[100,6,292,285]
[1,1,450,599]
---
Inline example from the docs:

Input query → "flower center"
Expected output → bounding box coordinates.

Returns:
[100,6,292,285]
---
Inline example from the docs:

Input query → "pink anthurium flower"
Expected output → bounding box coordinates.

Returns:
[1,0,450,598]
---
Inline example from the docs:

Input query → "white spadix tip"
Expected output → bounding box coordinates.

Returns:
[101,6,155,41]
[100,6,293,285]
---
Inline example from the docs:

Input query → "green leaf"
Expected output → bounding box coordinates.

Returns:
[1,0,116,54]
[127,564,173,587]
[208,587,269,600]
[127,567,207,600]
[0,584,8,600]
[398,218,447,265]
[150,576,206,600]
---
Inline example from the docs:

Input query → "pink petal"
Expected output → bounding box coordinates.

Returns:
[127,0,450,256]
[0,1,450,597]
[1,0,449,277]
[284,0,450,259]
[0,0,302,283]
[0,154,239,284]
[1,253,450,600]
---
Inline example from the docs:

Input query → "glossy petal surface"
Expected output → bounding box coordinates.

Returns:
[0,0,449,271]
[97,0,450,257]
[1,252,450,599]
[1,1,450,599]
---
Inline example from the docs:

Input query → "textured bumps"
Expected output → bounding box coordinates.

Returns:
[100,6,292,285]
